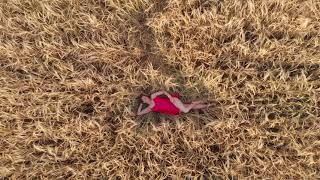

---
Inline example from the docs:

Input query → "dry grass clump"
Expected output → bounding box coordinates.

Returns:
[1,0,320,179]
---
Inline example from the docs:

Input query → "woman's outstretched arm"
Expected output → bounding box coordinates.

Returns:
[151,90,167,99]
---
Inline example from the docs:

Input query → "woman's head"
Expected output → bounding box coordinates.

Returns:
[141,96,152,104]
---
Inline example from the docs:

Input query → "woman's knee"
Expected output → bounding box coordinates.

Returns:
[181,105,193,113]
[181,108,189,113]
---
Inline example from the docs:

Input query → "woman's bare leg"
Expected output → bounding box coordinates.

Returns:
[182,104,197,113]
[192,103,209,109]
[170,97,195,113]
[170,98,210,113]
[182,102,209,112]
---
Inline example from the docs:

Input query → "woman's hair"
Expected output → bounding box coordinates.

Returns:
[137,94,151,110]
[137,94,149,104]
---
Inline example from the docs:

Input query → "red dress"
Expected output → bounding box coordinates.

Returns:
[151,93,181,115]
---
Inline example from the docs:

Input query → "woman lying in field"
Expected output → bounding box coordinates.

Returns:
[137,90,209,116]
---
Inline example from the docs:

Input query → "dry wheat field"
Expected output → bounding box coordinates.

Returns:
[1,0,320,179]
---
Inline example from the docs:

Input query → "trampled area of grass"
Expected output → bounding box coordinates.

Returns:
[0,0,319,179]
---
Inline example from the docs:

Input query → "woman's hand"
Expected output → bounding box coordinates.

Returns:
[137,103,152,116]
